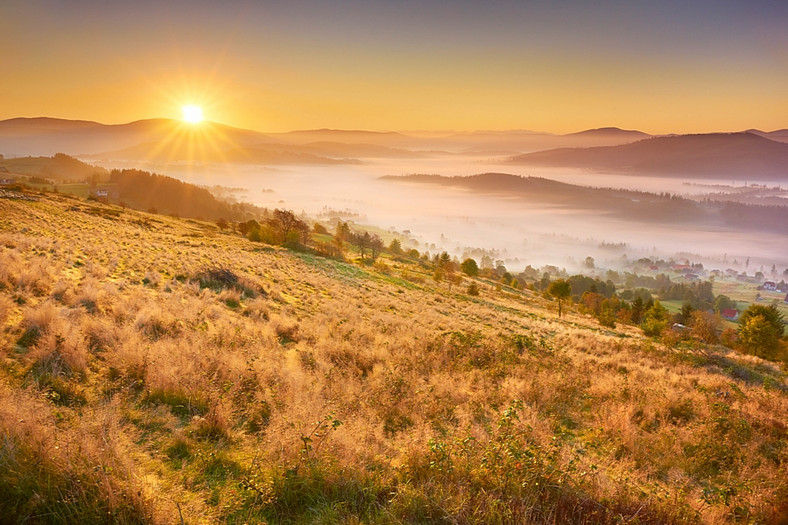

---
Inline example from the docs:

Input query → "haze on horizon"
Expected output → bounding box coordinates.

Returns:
[2,0,787,134]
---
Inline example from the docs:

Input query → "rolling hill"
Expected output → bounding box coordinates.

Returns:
[0,118,430,163]
[0,117,272,157]
[508,132,788,178]
[1,190,787,523]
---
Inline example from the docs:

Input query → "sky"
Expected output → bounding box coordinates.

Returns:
[1,0,786,133]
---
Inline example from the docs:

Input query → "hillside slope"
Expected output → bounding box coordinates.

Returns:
[1,191,787,524]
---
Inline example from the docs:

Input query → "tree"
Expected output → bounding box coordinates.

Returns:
[369,234,384,261]
[356,231,372,260]
[547,279,571,318]
[586,296,618,328]
[238,219,260,236]
[738,304,784,360]
[447,272,462,290]
[631,296,645,324]
[713,295,737,313]
[690,311,720,344]
[641,300,669,337]
[297,221,311,245]
[677,302,694,325]
[460,258,479,277]
[268,209,308,245]
[215,218,229,231]
[335,221,351,241]
[388,238,402,255]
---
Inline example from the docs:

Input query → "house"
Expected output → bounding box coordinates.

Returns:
[721,308,740,321]
[0,177,15,185]
[762,281,777,291]
[94,189,109,197]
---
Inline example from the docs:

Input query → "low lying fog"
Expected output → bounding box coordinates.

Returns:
[154,155,787,274]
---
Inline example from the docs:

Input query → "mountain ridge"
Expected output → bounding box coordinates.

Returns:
[508,132,788,178]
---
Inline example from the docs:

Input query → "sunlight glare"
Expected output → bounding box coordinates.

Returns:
[182,105,204,124]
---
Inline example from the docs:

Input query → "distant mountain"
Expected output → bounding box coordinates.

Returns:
[86,141,362,165]
[0,117,273,157]
[566,127,651,140]
[268,129,419,147]
[418,128,651,154]
[508,132,788,178]
[0,118,428,163]
[297,141,427,159]
[744,129,788,144]
[384,172,788,235]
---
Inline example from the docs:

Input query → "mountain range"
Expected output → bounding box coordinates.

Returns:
[508,132,788,178]
[1,118,787,178]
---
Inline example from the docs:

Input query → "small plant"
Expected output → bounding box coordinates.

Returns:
[299,414,343,465]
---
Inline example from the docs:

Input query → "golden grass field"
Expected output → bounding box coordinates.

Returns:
[1,190,787,524]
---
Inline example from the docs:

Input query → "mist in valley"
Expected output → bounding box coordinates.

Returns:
[127,153,788,275]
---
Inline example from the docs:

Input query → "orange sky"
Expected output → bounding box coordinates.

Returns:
[2,1,787,134]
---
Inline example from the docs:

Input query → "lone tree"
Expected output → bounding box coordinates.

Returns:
[461,258,479,277]
[548,279,571,318]
[738,304,784,361]
[369,234,384,261]
[268,209,309,245]
[353,230,384,261]
[388,239,402,255]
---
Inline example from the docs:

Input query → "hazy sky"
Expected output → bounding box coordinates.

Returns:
[2,0,786,133]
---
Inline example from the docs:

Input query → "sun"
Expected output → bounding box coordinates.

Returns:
[181,105,204,124]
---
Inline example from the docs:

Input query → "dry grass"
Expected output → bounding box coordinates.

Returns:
[1,193,787,524]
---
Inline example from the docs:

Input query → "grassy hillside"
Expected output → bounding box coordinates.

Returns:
[0,156,265,221]
[1,190,787,524]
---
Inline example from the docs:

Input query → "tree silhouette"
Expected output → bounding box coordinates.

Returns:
[547,279,571,318]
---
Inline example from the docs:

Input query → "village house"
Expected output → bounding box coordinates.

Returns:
[721,308,740,321]
[762,281,777,291]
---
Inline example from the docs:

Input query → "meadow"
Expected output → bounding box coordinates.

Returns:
[1,189,787,524]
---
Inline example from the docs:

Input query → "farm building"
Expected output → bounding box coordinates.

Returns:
[721,308,740,321]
